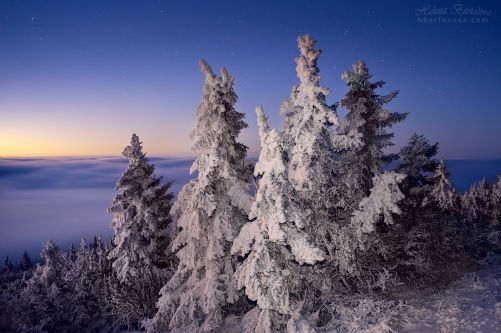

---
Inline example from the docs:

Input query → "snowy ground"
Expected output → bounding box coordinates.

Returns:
[127,263,501,333]
[401,262,501,333]
[217,263,501,333]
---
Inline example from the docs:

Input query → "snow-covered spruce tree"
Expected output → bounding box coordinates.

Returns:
[491,176,501,225]
[64,238,95,331]
[146,61,253,333]
[462,178,492,223]
[461,178,501,253]
[107,134,175,331]
[254,35,358,326]
[339,59,407,200]
[395,133,438,225]
[431,158,456,212]
[278,36,366,310]
[334,172,406,283]
[68,243,77,263]
[280,34,341,158]
[15,240,70,332]
[397,134,438,194]
[487,176,501,247]
[232,106,325,333]
[329,59,410,291]
[391,135,467,284]
[2,256,13,273]
[62,237,113,333]
[18,251,33,271]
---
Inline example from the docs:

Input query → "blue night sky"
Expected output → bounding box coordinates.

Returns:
[1,0,501,158]
[1,0,501,261]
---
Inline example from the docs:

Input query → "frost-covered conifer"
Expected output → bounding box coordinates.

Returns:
[431,158,456,211]
[491,176,501,224]
[18,251,33,270]
[397,134,438,190]
[108,134,175,276]
[63,237,113,333]
[462,178,491,222]
[232,106,324,332]
[147,61,253,333]
[396,134,438,223]
[331,60,408,288]
[340,60,407,198]
[17,240,70,332]
[277,36,363,307]
[108,134,175,330]
[65,239,94,331]
[335,172,406,277]
[68,243,77,263]
[461,178,501,252]
[279,34,343,192]
[486,176,501,246]
[2,256,13,272]
[34,240,68,289]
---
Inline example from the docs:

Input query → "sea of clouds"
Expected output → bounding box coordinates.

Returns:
[0,156,197,264]
[1,157,500,265]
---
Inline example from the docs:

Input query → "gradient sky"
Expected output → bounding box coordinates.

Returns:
[1,0,501,158]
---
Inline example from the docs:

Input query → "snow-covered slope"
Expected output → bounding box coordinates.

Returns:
[402,261,501,333]
[217,262,501,333]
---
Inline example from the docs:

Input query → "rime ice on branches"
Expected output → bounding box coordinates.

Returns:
[232,106,324,333]
[108,134,175,329]
[147,61,253,333]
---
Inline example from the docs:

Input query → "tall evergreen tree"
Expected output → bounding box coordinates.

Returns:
[232,106,325,333]
[65,238,93,331]
[2,256,13,272]
[328,59,409,290]
[461,178,501,253]
[107,134,175,330]
[18,251,33,271]
[491,176,501,225]
[279,34,342,192]
[16,240,70,332]
[397,134,438,190]
[146,60,253,333]
[462,178,492,223]
[63,237,113,333]
[276,36,363,311]
[339,59,407,199]
[68,243,77,263]
[396,133,438,224]
[431,158,456,211]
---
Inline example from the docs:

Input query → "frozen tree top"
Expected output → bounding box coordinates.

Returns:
[199,58,232,89]
[199,59,214,78]
[341,59,370,90]
[341,59,400,108]
[122,133,143,163]
[295,34,322,85]
[281,34,340,131]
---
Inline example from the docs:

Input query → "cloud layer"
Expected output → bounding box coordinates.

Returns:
[0,156,196,264]
[1,157,500,265]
